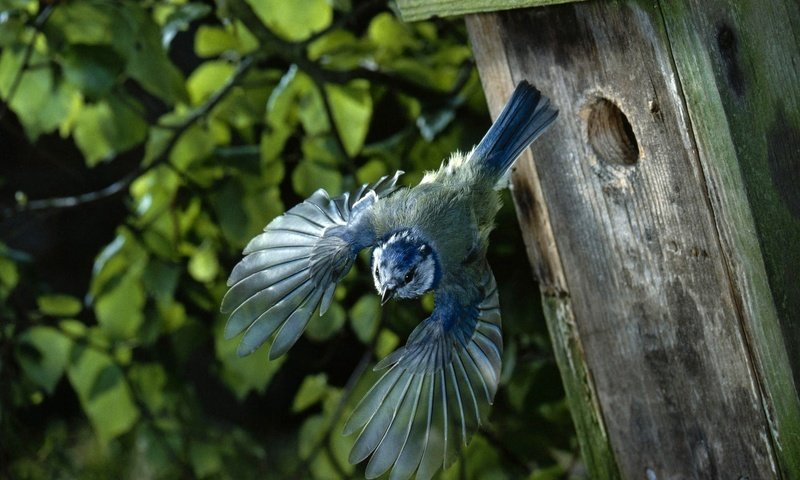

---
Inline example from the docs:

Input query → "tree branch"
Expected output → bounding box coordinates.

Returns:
[1,55,256,220]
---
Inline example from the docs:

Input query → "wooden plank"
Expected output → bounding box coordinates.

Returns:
[468,1,780,477]
[658,1,800,476]
[396,0,580,22]
[466,13,621,478]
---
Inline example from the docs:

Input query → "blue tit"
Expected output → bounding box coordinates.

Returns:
[221,80,557,480]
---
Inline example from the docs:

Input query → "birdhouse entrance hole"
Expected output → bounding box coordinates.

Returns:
[585,97,639,166]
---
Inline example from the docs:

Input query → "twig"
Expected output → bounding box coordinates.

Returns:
[0,5,54,122]
[1,55,256,220]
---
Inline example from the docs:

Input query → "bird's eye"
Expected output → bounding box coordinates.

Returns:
[403,267,416,284]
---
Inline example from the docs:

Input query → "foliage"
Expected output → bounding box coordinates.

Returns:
[0,0,579,478]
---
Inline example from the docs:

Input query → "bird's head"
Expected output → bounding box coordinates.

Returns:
[371,229,441,304]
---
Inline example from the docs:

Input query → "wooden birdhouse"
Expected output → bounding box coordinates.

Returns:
[396,0,800,477]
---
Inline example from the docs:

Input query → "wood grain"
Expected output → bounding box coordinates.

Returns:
[659,1,800,475]
[466,13,621,478]
[468,1,786,477]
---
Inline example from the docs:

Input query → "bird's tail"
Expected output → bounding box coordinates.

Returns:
[470,81,558,181]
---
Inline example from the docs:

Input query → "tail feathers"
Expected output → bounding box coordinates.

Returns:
[471,80,558,180]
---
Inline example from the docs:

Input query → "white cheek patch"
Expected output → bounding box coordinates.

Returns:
[371,246,384,292]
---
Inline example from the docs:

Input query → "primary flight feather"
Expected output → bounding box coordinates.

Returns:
[221,80,558,479]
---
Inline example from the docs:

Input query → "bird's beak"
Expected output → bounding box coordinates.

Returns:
[380,288,394,305]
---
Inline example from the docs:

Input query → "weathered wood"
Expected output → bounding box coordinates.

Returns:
[395,0,580,22]
[467,13,621,478]
[467,1,797,477]
[658,1,800,476]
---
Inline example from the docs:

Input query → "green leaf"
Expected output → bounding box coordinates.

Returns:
[461,434,509,480]
[169,122,217,170]
[266,65,307,126]
[194,23,257,57]
[292,136,344,197]
[189,441,223,478]
[305,302,345,341]
[0,49,72,139]
[195,25,240,57]
[16,326,73,394]
[215,319,285,400]
[298,414,326,459]
[44,1,117,46]
[162,3,211,48]
[66,346,140,443]
[187,60,234,105]
[356,159,387,185]
[61,44,124,98]
[325,81,372,156]
[73,96,148,166]
[349,295,380,344]
[0,255,19,297]
[94,269,145,340]
[37,294,83,317]
[247,0,332,41]
[292,373,328,412]
[188,242,219,283]
[128,363,167,412]
[367,13,420,56]
[375,329,399,359]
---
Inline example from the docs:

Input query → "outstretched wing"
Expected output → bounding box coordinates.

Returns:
[221,172,403,359]
[343,268,502,480]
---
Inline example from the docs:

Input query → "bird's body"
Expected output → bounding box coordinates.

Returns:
[221,81,557,480]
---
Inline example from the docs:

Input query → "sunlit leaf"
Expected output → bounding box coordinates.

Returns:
[349,295,380,344]
[367,12,420,56]
[37,294,83,317]
[375,328,399,359]
[308,30,363,69]
[292,373,328,413]
[45,1,117,46]
[73,96,148,166]
[195,23,257,57]
[215,319,285,400]
[189,441,223,478]
[305,301,345,341]
[16,326,72,394]
[187,60,235,105]
[298,414,326,459]
[325,80,372,156]
[162,3,211,47]
[66,346,140,443]
[0,49,72,139]
[94,270,145,340]
[247,0,332,41]
[0,255,19,297]
[188,242,219,283]
[292,136,344,197]
[169,122,216,170]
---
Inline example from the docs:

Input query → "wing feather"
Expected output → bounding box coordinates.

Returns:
[346,267,502,479]
[222,173,403,358]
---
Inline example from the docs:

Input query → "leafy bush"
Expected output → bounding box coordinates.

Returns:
[0,0,578,478]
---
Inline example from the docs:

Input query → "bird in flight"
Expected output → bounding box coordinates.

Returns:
[221,80,557,480]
